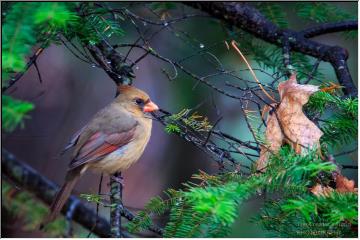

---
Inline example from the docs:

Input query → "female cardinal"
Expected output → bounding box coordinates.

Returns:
[44,85,158,223]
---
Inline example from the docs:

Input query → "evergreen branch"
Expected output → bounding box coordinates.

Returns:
[258,192,357,237]
[1,149,113,237]
[152,109,257,174]
[184,2,357,97]
[296,2,356,24]
[127,146,348,238]
[2,95,34,132]
[300,20,358,38]
[306,91,357,147]
[2,47,45,93]
[256,3,288,28]
[2,2,78,89]
[321,117,357,146]
[1,149,163,237]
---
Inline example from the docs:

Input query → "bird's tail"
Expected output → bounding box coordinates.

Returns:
[41,168,82,227]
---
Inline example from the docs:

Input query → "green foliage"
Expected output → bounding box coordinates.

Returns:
[297,2,356,23]
[163,109,213,134]
[165,124,181,134]
[127,211,153,233]
[257,3,288,28]
[2,95,34,132]
[185,178,261,226]
[251,44,283,72]
[34,3,79,28]
[2,2,78,134]
[321,117,357,146]
[80,193,108,206]
[2,181,66,237]
[2,3,39,73]
[146,196,168,215]
[127,196,169,233]
[307,91,357,116]
[291,52,324,82]
[258,192,357,237]
[254,147,357,237]
[283,192,357,226]
[306,91,358,147]
[263,146,337,195]
[66,3,125,46]
[296,2,357,39]
[2,181,93,237]
[150,2,177,13]
[126,146,343,237]
[2,2,77,78]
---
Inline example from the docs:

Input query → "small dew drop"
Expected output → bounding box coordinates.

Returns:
[199,43,205,49]
[163,22,168,27]
[91,64,96,68]
[143,21,147,26]
[135,66,139,70]
[106,60,111,64]
[117,76,122,79]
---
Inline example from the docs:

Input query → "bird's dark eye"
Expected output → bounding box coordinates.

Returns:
[135,98,144,105]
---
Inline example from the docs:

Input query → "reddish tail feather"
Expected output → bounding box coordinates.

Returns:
[40,168,82,228]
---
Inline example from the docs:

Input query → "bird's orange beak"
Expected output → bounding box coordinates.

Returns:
[143,100,159,112]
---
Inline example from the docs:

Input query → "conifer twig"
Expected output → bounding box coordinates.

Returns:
[2,47,44,93]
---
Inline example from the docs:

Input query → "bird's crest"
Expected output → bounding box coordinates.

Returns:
[118,84,133,93]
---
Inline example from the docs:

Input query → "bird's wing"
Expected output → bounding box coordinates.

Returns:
[61,105,135,155]
[67,105,139,170]
[61,126,87,155]
[68,127,137,170]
